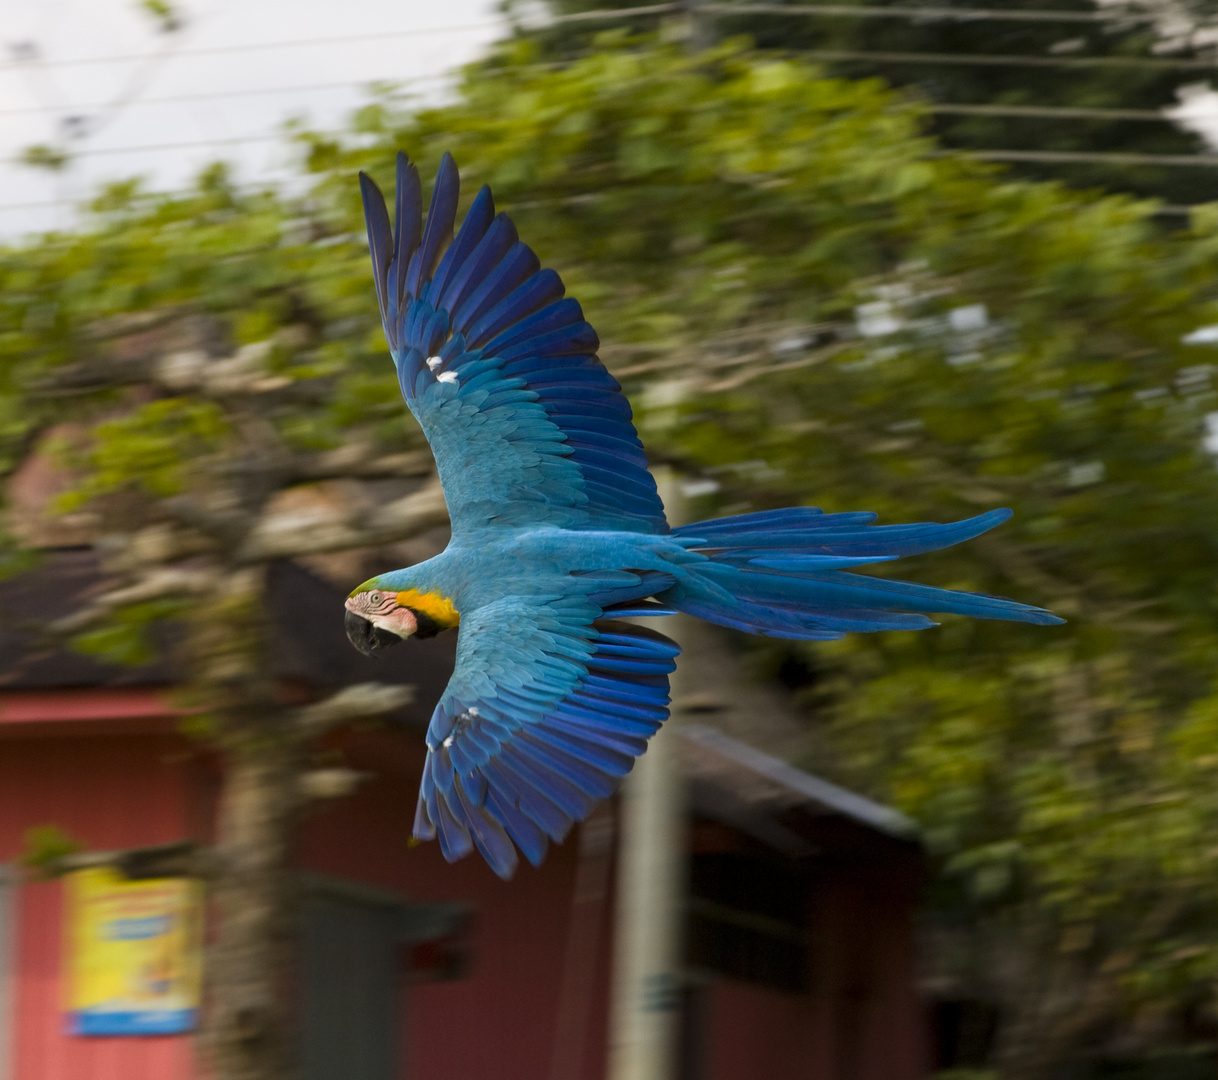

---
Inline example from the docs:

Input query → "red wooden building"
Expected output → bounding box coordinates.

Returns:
[0,552,929,1080]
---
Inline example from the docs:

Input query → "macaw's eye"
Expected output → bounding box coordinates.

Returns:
[370,592,382,604]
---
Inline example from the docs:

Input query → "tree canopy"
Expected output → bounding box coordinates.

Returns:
[528,0,1218,206]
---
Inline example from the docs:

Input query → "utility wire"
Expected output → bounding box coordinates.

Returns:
[0,21,504,69]
[0,180,277,214]
[0,85,1175,124]
[953,148,1218,167]
[800,47,1217,72]
[930,103,1169,121]
[696,2,1162,24]
[545,3,679,21]
[8,127,1218,179]
[0,74,452,119]
[6,132,317,163]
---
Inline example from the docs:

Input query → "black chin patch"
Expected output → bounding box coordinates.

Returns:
[345,610,405,657]
[411,609,444,639]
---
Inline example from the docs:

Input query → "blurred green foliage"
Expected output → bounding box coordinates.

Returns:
[20,824,82,878]
[529,0,1218,205]
[6,33,1218,1070]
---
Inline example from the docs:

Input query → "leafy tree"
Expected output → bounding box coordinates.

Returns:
[0,167,446,1080]
[523,0,1218,206]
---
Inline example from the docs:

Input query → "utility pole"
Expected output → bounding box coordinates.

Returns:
[607,469,689,1080]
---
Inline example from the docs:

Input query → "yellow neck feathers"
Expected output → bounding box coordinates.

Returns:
[396,589,460,629]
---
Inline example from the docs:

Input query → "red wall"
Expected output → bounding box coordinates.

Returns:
[698,867,925,1080]
[0,709,925,1080]
[0,728,198,1080]
[298,730,616,1080]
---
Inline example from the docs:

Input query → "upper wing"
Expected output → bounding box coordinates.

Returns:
[412,594,680,879]
[360,152,667,536]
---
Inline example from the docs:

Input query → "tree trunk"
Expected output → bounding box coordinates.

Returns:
[206,730,303,1080]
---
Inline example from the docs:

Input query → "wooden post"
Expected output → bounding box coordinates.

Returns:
[607,469,689,1080]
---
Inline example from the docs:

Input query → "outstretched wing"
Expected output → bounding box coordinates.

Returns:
[360,153,667,536]
[413,594,680,879]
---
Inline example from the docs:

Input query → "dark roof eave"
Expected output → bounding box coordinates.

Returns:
[679,722,920,843]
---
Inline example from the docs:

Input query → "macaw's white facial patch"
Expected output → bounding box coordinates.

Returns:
[375,605,419,638]
[344,592,419,639]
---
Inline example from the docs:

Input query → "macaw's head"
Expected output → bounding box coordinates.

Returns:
[343,582,459,657]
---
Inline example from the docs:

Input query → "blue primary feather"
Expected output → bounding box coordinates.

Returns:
[392,154,421,316]
[453,243,540,332]
[404,152,459,301]
[467,270,567,348]
[424,184,495,308]
[355,153,1063,880]
[438,214,518,315]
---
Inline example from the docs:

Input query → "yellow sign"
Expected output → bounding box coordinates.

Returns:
[65,868,203,1036]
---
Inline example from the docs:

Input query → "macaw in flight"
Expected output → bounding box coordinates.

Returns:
[344,152,1062,879]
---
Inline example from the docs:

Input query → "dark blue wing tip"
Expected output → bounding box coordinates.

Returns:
[358,171,388,228]
[358,171,392,328]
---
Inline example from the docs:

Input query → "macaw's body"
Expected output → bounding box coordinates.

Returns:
[346,153,1063,880]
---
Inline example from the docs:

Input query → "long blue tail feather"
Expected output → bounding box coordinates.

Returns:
[664,507,1062,638]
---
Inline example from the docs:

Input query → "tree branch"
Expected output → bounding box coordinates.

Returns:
[42,840,212,880]
[162,494,253,545]
[286,445,434,483]
[293,682,415,739]
[236,478,449,562]
[47,566,217,635]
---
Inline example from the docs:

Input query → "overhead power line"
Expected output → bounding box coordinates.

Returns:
[8,127,1218,183]
[5,132,325,163]
[695,2,1161,24]
[0,22,504,70]
[800,48,1218,72]
[536,1,1166,25]
[547,3,680,21]
[0,74,453,119]
[930,103,1169,122]
[1,84,1173,125]
[955,148,1218,168]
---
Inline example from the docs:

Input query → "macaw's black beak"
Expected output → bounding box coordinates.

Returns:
[345,610,405,657]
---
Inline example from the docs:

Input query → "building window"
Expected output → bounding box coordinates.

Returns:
[685,851,810,994]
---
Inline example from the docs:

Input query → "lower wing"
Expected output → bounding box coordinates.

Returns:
[414,593,680,879]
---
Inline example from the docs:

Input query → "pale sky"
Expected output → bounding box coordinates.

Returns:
[0,0,507,237]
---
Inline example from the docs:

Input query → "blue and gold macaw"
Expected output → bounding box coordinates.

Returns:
[344,153,1062,879]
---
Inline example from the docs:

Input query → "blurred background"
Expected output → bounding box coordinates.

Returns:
[6,1,1218,1080]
